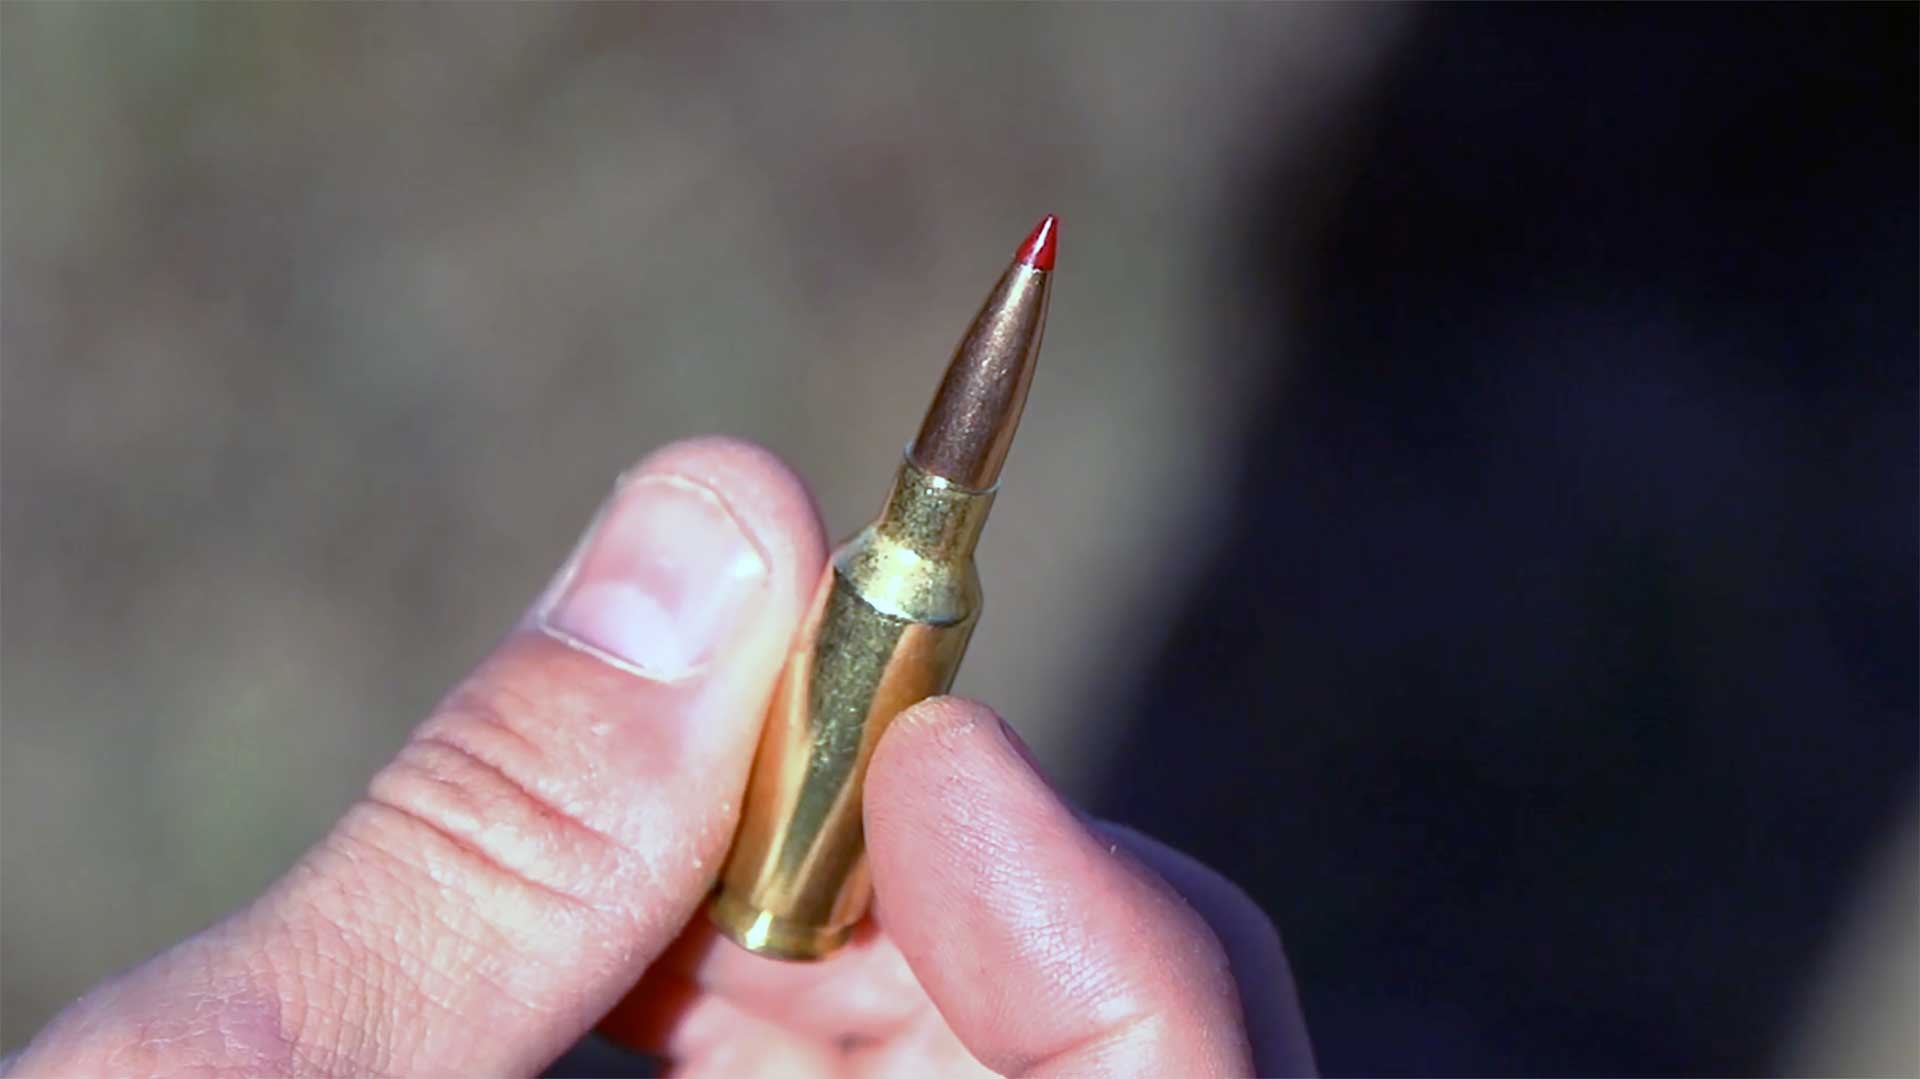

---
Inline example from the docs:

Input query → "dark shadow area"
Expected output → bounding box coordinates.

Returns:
[1097,7,1917,1075]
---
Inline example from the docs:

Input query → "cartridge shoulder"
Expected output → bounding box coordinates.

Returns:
[832,527,981,626]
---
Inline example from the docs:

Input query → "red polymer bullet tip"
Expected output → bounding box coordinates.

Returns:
[1014,214,1058,271]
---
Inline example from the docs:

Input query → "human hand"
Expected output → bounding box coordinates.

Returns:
[8,438,1314,1078]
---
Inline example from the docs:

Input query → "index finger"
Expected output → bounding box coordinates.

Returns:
[865,697,1281,1078]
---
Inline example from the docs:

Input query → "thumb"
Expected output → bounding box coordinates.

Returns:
[11,437,826,1078]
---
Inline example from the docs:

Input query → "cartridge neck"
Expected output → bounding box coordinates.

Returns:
[873,456,995,561]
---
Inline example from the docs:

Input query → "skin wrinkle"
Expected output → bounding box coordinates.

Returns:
[432,646,667,831]
[434,680,559,787]
[341,795,589,943]
[427,682,608,829]
[1021,1013,1169,1079]
[446,644,743,927]
[495,652,629,778]
[378,730,626,911]
[474,639,708,807]
[319,816,517,968]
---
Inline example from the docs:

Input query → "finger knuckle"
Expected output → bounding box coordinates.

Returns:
[362,700,632,917]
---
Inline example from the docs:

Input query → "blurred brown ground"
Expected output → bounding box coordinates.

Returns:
[0,4,1401,1047]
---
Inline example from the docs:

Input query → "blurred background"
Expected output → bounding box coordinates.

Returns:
[2,5,1913,1075]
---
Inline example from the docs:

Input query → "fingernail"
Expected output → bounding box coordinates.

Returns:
[994,714,1050,781]
[539,473,767,680]
[994,713,1095,828]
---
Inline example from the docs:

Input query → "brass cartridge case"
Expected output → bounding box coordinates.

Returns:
[711,459,992,959]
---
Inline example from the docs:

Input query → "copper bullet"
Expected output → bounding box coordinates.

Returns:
[910,214,1054,488]
[710,216,1057,960]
